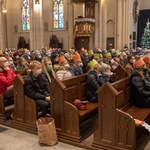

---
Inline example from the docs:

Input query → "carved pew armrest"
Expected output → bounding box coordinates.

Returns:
[64,101,80,137]
[24,95,38,124]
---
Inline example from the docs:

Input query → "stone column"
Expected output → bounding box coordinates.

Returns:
[94,0,102,48]
[67,0,74,50]
[125,0,130,47]
[102,0,107,50]
[0,0,6,50]
[30,0,44,50]
[122,0,126,47]
[116,0,122,49]
[94,1,100,48]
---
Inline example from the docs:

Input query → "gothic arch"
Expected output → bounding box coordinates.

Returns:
[107,19,115,37]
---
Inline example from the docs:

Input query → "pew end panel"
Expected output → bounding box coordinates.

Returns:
[63,100,98,143]
[64,101,81,142]
[114,65,128,81]
[93,82,119,148]
[24,96,38,126]
[92,82,136,150]
[116,109,136,150]
[12,74,37,134]
[13,74,25,122]
[50,78,66,133]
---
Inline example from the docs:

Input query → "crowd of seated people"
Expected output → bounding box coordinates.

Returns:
[0,46,150,109]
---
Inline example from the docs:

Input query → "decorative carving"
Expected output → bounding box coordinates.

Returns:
[44,22,48,31]
[14,25,18,33]
[133,0,139,23]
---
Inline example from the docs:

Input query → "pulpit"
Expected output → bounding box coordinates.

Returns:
[73,0,96,50]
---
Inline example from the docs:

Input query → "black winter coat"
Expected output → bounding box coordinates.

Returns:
[131,69,150,107]
[86,71,100,101]
[24,72,50,101]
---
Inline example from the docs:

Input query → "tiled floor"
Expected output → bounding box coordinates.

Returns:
[0,124,149,150]
[0,125,85,150]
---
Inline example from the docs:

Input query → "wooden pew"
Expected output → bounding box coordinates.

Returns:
[92,76,150,150]
[114,64,128,81]
[0,94,14,122]
[50,74,98,143]
[12,74,38,134]
[14,69,28,76]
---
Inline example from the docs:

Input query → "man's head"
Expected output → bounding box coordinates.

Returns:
[0,57,9,68]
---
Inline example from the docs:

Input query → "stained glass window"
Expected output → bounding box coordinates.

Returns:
[22,0,30,31]
[53,0,64,29]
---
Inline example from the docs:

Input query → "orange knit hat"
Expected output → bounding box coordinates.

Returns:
[73,54,81,61]
[143,55,150,64]
[0,50,3,55]
[133,58,145,69]
[81,49,87,54]
[58,56,66,64]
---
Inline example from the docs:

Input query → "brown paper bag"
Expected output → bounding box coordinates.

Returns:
[36,115,58,146]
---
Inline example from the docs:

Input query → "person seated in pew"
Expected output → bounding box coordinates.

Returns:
[55,56,72,80]
[24,61,51,117]
[41,57,56,83]
[143,55,150,92]
[131,58,150,108]
[86,59,101,102]
[99,63,115,85]
[69,52,83,76]
[0,56,16,98]
[8,56,16,70]
[16,57,29,70]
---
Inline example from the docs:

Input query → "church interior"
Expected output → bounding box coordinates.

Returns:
[0,0,150,150]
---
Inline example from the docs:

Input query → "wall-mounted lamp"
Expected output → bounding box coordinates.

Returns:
[2,5,7,13]
[35,0,40,4]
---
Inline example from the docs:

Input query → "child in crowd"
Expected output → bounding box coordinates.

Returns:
[24,61,51,117]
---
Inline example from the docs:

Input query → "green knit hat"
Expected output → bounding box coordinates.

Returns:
[88,50,94,55]
[105,52,111,58]
[88,59,98,69]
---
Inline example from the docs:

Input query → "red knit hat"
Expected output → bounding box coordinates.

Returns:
[133,58,145,69]
[143,55,150,64]
[58,56,66,64]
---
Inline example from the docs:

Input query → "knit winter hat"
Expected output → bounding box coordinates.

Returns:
[105,52,111,58]
[73,53,81,61]
[88,59,98,69]
[100,63,110,72]
[81,49,87,54]
[88,50,94,55]
[143,55,150,64]
[133,58,145,69]
[0,50,3,55]
[94,53,99,59]
[58,56,67,64]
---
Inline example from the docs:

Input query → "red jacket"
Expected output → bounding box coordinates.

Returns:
[0,68,16,95]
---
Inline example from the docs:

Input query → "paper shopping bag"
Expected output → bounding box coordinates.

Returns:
[36,115,58,146]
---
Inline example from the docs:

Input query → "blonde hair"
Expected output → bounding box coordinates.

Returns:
[29,60,41,69]
[91,63,101,73]
[41,57,56,83]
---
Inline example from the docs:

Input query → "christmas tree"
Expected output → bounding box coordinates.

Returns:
[141,19,150,49]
